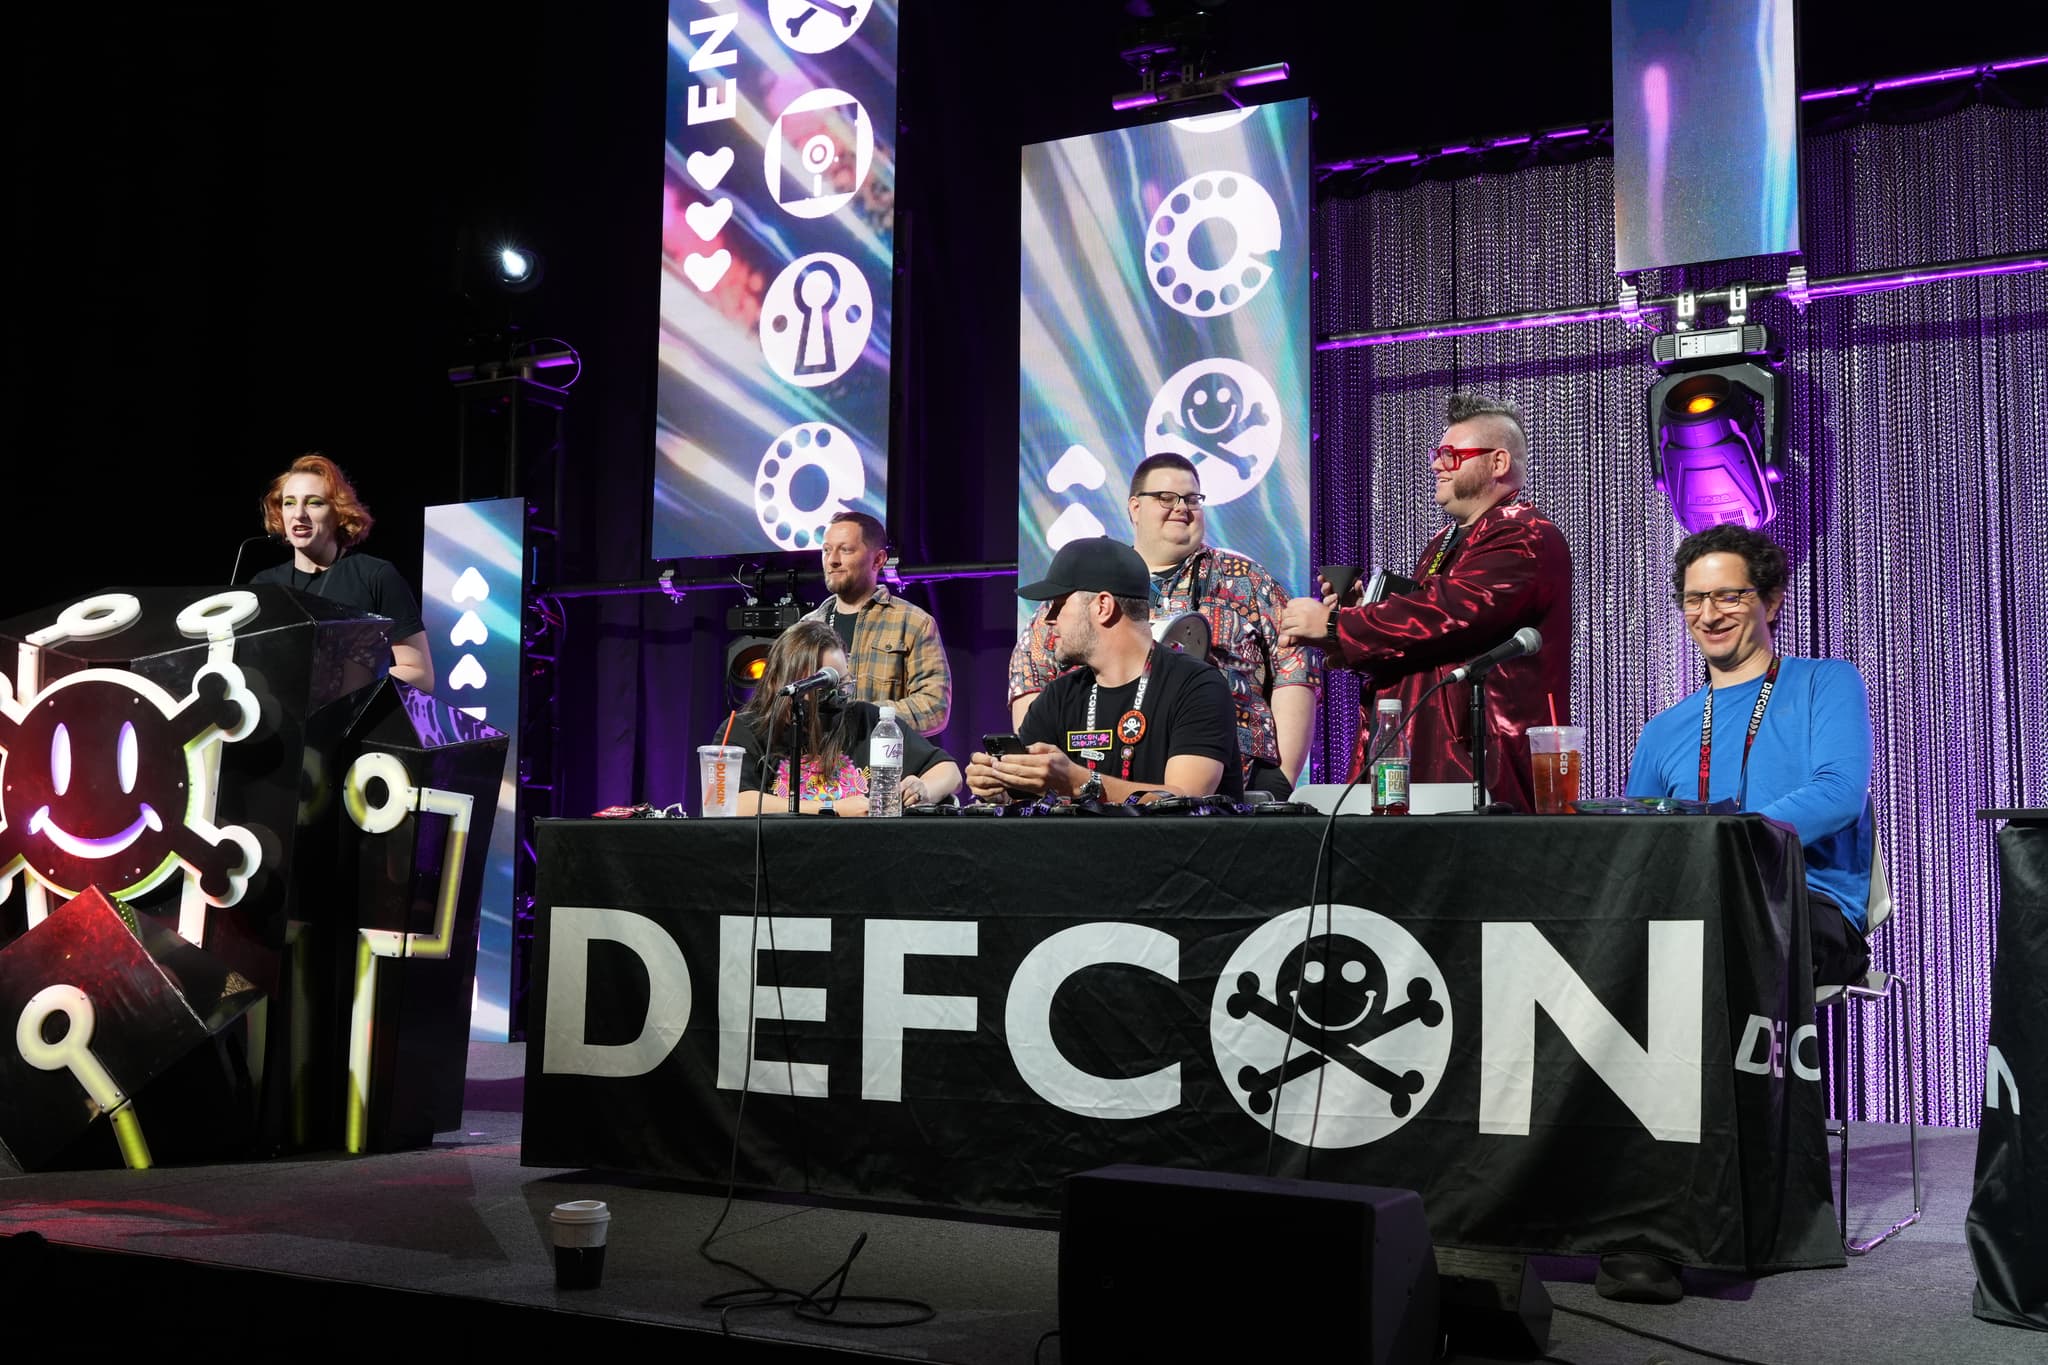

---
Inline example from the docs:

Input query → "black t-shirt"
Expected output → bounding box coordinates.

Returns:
[722,700,953,803]
[1020,645,1242,798]
[252,552,426,642]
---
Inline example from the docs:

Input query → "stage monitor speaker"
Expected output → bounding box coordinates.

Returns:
[1434,1246,1553,1358]
[1059,1164,1439,1365]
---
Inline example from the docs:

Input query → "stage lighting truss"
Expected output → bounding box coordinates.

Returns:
[1646,321,1784,534]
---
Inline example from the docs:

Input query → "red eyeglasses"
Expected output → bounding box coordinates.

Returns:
[1429,445,1501,471]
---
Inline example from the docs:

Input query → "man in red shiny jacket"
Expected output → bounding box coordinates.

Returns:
[1279,392,1572,812]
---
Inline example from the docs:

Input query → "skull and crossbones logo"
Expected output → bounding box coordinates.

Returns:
[1212,905,1452,1146]
[0,595,262,916]
[1225,932,1444,1115]
[1154,368,1271,478]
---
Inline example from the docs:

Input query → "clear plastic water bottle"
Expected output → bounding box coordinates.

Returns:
[870,706,904,818]
[1370,697,1410,815]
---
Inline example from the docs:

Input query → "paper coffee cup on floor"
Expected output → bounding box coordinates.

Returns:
[550,1199,611,1289]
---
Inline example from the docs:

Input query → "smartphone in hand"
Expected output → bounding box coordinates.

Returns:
[980,733,1036,801]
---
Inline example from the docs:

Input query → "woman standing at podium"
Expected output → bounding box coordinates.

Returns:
[250,453,435,690]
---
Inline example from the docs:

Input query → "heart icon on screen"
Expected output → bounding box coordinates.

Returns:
[1046,444,1107,493]
[1046,502,1108,550]
[685,198,732,241]
[451,566,490,604]
[684,250,732,293]
[448,654,488,691]
[686,146,735,191]
[449,609,488,647]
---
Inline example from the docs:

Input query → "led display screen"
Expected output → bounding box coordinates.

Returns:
[1019,99,1312,620]
[1613,0,1801,273]
[655,0,898,559]
[423,497,524,1040]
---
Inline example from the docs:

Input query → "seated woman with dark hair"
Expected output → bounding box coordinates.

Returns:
[250,453,435,691]
[722,620,961,816]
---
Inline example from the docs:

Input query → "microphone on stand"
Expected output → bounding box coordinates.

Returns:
[1449,627,1542,684]
[230,533,284,585]
[777,664,845,697]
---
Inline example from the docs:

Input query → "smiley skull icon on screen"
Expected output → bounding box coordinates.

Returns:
[1155,368,1270,478]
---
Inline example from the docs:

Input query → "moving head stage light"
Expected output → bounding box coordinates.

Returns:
[1647,323,1784,533]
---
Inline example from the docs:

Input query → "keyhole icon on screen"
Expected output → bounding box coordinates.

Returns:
[793,260,843,376]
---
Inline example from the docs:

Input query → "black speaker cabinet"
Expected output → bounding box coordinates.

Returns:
[1060,1164,1439,1364]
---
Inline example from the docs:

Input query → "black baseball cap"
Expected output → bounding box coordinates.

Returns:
[1016,537,1150,601]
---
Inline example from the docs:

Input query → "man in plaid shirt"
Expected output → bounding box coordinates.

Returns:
[803,512,952,737]
[1008,454,1321,794]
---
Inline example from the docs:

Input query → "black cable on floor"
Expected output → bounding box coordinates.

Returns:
[1554,1302,1779,1365]
[693,704,937,1334]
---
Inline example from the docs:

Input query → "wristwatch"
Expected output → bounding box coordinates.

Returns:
[1077,771,1105,803]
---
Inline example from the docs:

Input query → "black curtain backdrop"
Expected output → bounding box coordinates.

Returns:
[9,4,2048,1072]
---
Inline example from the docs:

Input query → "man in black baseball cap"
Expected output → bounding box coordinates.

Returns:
[968,537,1241,805]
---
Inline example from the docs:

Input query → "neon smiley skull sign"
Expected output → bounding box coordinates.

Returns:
[0,631,260,912]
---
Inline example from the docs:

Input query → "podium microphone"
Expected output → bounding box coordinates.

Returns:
[777,664,845,697]
[1449,627,1541,684]
[230,533,283,585]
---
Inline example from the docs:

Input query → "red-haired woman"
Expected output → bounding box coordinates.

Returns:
[251,454,435,690]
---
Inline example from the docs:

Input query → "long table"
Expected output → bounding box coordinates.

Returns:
[524,813,1842,1273]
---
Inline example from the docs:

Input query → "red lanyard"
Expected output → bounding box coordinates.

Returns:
[1698,655,1780,803]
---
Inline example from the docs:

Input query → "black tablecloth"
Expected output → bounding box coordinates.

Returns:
[1969,813,2048,1329]
[524,813,1840,1272]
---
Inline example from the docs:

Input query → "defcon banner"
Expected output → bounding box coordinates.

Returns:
[524,815,1843,1274]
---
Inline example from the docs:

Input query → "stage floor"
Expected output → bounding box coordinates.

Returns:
[0,1043,2037,1363]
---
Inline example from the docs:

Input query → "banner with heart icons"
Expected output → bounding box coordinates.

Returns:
[654,1,899,558]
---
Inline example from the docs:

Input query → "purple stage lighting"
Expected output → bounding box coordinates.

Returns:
[1649,370,1779,533]
[1111,91,1161,111]
[1228,63,1289,89]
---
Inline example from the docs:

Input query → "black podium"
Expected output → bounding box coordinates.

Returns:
[0,584,504,1168]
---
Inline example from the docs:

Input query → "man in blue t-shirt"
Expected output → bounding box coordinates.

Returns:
[1626,525,1875,986]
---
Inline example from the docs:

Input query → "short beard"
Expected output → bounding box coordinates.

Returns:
[1054,619,1092,668]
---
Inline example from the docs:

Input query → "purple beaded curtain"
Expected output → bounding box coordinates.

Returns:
[1312,100,2048,1126]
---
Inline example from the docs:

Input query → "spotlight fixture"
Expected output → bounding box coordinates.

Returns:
[1646,321,1784,533]
[495,244,545,293]
[725,635,775,692]
[722,569,803,701]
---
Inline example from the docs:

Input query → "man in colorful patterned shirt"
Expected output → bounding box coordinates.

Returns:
[803,511,952,737]
[1008,454,1321,795]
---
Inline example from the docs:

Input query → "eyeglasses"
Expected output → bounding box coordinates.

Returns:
[1673,588,1761,613]
[1133,490,1206,511]
[1429,445,1501,471]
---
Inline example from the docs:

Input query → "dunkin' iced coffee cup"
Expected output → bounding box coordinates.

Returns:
[697,745,744,817]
